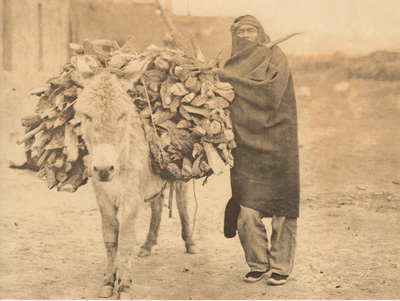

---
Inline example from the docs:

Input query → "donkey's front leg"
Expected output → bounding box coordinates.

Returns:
[97,197,119,298]
[138,192,164,257]
[176,180,197,254]
[116,201,139,300]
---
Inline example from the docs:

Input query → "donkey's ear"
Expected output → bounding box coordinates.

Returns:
[81,73,97,88]
[120,77,136,93]
[71,55,99,86]
[79,67,105,88]
[108,69,132,92]
[116,56,153,92]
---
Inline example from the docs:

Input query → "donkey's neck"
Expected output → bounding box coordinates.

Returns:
[116,114,150,175]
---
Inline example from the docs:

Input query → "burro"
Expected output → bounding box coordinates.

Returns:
[74,70,196,299]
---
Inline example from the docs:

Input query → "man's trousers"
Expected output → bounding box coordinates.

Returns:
[237,205,297,276]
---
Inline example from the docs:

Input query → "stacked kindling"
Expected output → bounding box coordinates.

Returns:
[20,69,87,192]
[19,39,236,191]
[125,45,236,180]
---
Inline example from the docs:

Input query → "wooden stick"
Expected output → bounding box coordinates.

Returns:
[44,164,57,189]
[208,45,224,67]
[265,32,304,48]
[16,123,46,145]
[190,30,205,62]
[168,180,174,218]
[37,166,47,180]
[154,0,194,56]
[37,149,50,167]
[203,142,225,175]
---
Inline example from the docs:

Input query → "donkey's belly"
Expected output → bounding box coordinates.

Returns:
[140,172,167,201]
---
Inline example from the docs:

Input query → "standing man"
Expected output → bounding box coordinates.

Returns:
[219,15,300,286]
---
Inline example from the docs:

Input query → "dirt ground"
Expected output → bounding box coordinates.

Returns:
[1,70,400,300]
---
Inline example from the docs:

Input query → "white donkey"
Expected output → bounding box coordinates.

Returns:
[74,71,196,299]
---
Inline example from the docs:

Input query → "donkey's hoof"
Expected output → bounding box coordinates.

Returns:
[186,244,197,254]
[98,285,114,298]
[138,246,152,257]
[118,291,131,300]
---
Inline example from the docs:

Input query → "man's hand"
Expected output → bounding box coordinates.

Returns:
[217,69,234,82]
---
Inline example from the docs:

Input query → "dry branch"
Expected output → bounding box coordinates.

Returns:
[266,32,304,48]
[17,123,46,145]
[154,0,194,56]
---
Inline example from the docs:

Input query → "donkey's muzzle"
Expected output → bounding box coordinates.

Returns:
[93,165,115,182]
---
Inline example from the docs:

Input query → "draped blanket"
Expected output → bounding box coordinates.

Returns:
[219,17,300,217]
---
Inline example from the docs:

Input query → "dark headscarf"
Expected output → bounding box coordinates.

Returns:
[230,15,271,56]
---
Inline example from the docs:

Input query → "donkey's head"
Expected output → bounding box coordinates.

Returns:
[75,71,137,182]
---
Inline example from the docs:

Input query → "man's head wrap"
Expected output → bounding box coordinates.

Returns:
[230,15,270,56]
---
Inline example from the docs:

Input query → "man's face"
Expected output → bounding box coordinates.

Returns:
[235,25,258,42]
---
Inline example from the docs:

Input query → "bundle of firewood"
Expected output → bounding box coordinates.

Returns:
[18,39,236,191]
[18,72,87,193]
[123,46,236,180]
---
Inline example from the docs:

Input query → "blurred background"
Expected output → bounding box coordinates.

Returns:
[2,0,400,83]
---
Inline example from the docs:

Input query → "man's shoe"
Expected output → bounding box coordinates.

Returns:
[244,271,266,283]
[266,273,288,285]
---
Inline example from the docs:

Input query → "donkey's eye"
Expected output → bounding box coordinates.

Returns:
[82,113,92,122]
[117,113,126,121]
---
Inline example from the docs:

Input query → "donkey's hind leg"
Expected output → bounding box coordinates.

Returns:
[176,180,197,254]
[138,191,164,257]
